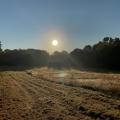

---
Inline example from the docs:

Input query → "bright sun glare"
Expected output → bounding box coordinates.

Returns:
[52,40,58,46]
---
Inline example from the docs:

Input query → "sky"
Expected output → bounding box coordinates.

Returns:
[0,0,120,52]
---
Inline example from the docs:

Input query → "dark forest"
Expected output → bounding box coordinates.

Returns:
[0,37,120,71]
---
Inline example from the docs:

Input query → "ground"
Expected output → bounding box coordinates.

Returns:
[0,67,120,120]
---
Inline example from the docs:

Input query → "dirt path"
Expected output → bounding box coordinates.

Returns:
[0,70,120,120]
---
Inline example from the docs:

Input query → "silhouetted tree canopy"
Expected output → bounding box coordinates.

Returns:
[0,37,120,71]
[71,37,120,70]
[48,51,73,69]
[0,49,49,67]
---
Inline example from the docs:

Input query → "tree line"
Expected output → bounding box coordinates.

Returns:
[0,37,120,71]
[71,37,120,70]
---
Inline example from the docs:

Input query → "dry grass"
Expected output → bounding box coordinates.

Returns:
[0,67,120,120]
[30,67,120,97]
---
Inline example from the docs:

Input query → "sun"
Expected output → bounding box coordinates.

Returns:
[52,40,58,46]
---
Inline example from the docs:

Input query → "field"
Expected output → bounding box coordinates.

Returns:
[0,67,120,120]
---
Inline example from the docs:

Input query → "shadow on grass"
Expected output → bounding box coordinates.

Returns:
[0,66,42,71]
[0,65,120,74]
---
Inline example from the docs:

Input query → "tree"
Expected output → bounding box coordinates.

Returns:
[103,37,109,43]
[0,41,2,53]
[83,45,92,51]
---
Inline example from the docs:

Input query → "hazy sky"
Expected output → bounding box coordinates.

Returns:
[0,0,120,52]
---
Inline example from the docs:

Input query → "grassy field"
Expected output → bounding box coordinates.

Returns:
[0,67,120,120]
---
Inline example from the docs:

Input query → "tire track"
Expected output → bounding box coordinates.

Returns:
[1,71,120,120]
[0,72,36,120]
